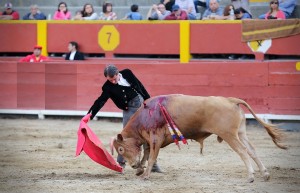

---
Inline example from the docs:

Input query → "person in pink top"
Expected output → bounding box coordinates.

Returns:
[20,45,49,62]
[53,2,71,20]
[265,0,286,19]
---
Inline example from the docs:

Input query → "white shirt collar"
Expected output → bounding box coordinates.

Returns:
[118,73,130,87]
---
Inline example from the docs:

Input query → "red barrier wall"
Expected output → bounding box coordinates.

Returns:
[0,23,37,52]
[0,60,299,115]
[1,21,299,60]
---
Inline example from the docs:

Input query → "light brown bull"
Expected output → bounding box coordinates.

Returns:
[113,94,287,182]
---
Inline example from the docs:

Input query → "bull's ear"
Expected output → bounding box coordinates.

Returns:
[117,134,124,141]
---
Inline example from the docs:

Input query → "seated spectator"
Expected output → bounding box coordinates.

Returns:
[202,0,224,20]
[72,10,82,20]
[122,4,143,20]
[175,0,197,20]
[231,0,252,17]
[223,4,235,20]
[234,7,252,19]
[265,0,286,19]
[99,2,117,20]
[228,7,252,60]
[258,0,295,19]
[74,3,98,20]
[165,4,188,20]
[161,0,175,12]
[0,2,19,20]
[20,45,49,62]
[53,2,71,20]
[194,0,210,13]
[147,3,171,20]
[23,4,46,20]
[65,41,85,60]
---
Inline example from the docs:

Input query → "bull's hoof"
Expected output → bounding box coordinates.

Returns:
[247,177,254,183]
[263,172,270,181]
[140,173,150,180]
[135,168,144,176]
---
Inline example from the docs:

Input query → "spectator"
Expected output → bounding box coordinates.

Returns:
[231,0,252,17]
[265,0,286,19]
[122,4,143,20]
[258,0,295,19]
[223,4,235,19]
[228,7,252,60]
[20,45,48,62]
[234,7,252,19]
[99,2,117,20]
[161,0,175,12]
[74,3,98,20]
[194,0,210,13]
[147,3,171,20]
[87,64,162,173]
[65,41,85,60]
[23,4,46,20]
[165,4,189,20]
[53,2,71,20]
[72,10,82,20]
[202,0,224,20]
[0,2,19,20]
[175,0,197,20]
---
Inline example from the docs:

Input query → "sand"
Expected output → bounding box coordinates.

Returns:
[0,117,299,193]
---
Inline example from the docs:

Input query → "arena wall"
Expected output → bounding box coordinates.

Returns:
[0,21,299,120]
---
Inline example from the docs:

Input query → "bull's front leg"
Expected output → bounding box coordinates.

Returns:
[135,143,150,176]
[140,131,163,180]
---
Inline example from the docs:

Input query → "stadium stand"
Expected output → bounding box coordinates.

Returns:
[4,0,300,20]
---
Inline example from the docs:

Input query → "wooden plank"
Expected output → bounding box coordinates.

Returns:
[268,62,300,86]
[47,23,104,53]
[45,63,77,110]
[17,63,45,109]
[116,23,179,54]
[0,23,37,52]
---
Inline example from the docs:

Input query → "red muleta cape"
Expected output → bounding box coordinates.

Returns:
[76,114,123,173]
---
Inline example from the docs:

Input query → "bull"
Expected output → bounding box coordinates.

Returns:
[113,94,287,182]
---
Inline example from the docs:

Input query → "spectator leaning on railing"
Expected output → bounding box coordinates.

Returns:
[99,2,117,20]
[165,4,189,20]
[23,4,46,20]
[53,2,72,20]
[147,3,171,20]
[73,3,98,20]
[122,4,143,20]
[0,2,19,20]
[264,0,286,19]
[202,0,224,20]
[258,0,296,19]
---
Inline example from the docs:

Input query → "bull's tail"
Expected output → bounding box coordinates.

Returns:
[228,97,288,150]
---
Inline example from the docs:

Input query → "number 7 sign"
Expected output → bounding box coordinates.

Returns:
[98,25,120,51]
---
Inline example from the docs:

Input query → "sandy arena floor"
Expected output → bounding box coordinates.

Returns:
[0,117,299,193]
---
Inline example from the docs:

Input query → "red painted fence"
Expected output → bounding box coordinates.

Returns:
[1,21,299,60]
[0,59,299,116]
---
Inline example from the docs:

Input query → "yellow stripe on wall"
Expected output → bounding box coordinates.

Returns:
[37,21,48,56]
[180,21,190,63]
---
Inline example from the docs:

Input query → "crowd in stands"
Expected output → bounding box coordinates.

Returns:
[0,1,297,21]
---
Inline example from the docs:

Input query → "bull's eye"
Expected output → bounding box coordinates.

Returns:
[118,146,124,155]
